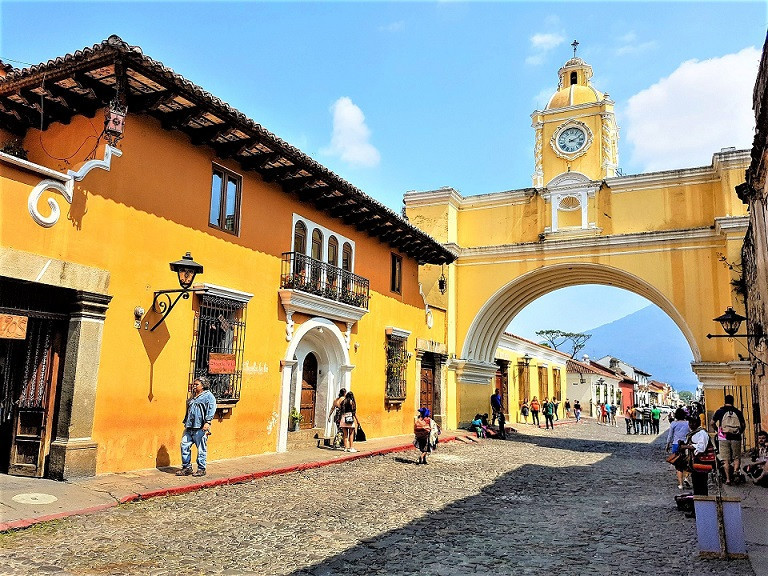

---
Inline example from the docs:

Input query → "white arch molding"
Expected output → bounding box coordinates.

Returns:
[461,262,702,366]
[277,317,353,452]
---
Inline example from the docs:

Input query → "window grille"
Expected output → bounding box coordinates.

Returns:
[189,294,247,404]
[385,333,408,401]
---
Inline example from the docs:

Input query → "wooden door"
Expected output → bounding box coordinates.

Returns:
[420,363,434,414]
[300,353,317,429]
[4,318,66,477]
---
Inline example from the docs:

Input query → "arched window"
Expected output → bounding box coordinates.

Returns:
[328,236,339,267]
[341,243,353,271]
[311,229,323,260]
[293,221,307,254]
[570,71,577,85]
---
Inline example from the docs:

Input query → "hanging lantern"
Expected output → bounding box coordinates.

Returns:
[104,98,127,146]
[438,265,447,295]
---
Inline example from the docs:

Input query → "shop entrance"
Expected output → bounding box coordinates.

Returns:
[0,279,72,477]
[420,358,435,415]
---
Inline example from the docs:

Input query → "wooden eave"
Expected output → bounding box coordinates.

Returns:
[0,35,454,264]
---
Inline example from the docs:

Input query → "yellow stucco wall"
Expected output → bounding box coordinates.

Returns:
[2,113,447,473]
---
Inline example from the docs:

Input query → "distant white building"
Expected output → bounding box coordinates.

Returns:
[596,356,653,407]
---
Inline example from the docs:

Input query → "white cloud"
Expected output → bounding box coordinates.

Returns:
[624,47,759,172]
[323,97,381,168]
[379,20,405,33]
[526,32,565,66]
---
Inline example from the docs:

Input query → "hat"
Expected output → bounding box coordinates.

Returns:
[418,407,430,417]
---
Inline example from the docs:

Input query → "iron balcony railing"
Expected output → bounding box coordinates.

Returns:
[280,252,370,310]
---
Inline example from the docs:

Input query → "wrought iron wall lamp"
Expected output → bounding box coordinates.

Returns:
[706,307,755,339]
[150,252,206,331]
[438,265,447,295]
[522,353,531,367]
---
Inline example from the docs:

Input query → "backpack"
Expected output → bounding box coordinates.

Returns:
[721,410,741,435]
[414,417,431,439]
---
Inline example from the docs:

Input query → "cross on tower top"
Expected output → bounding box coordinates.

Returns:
[571,40,579,58]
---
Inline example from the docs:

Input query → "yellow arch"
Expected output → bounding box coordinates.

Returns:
[462,262,701,364]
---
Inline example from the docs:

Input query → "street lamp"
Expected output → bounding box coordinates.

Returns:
[150,252,207,331]
[707,307,753,339]
[522,353,531,367]
[438,265,447,295]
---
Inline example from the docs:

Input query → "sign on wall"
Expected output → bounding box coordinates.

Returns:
[0,314,28,340]
[208,353,237,374]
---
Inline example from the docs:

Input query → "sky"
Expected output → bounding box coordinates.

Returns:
[1,1,766,349]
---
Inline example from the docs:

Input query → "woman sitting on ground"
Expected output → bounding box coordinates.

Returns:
[471,414,485,438]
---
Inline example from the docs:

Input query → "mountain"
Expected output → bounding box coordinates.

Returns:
[578,305,701,392]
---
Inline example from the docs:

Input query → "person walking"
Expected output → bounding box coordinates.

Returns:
[327,387,347,449]
[666,407,691,489]
[650,405,661,434]
[553,398,560,421]
[604,401,611,425]
[574,400,582,423]
[633,404,643,435]
[624,405,634,434]
[543,397,555,430]
[564,398,572,418]
[530,396,541,428]
[340,391,359,453]
[490,388,502,426]
[610,402,618,427]
[711,394,747,485]
[641,405,652,435]
[679,416,713,498]
[414,407,438,464]
[177,376,216,477]
[520,399,530,425]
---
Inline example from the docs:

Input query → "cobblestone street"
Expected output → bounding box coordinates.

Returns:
[0,421,755,575]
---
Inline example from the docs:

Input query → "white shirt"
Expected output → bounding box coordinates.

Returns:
[690,428,710,455]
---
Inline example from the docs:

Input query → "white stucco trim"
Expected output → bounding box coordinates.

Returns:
[385,326,412,339]
[25,145,122,228]
[278,317,353,452]
[197,283,253,303]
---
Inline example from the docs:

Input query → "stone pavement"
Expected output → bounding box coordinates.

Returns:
[0,421,765,576]
[0,432,467,531]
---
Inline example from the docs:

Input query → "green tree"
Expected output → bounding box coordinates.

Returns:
[678,390,693,403]
[534,329,591,359]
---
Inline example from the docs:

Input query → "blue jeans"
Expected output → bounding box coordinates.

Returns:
[181,428,208,470]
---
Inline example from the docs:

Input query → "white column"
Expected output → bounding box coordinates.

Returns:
[277,359,297,453]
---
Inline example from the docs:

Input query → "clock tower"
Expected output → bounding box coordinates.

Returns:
[531,50,619,188]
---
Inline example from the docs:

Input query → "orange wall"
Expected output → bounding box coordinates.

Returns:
[2,112,441,473]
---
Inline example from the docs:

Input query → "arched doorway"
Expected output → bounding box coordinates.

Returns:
[300,353,317,429]
[278,318,353,452]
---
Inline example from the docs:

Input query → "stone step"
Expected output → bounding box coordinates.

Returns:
[286,427,325,450]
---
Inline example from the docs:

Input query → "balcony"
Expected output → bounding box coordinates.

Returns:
[278,252,370,342]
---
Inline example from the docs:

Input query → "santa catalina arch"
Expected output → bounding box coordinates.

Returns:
[405,53,750,431]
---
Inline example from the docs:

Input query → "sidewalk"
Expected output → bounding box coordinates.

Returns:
[728,479,768,575]
[0,432,472,532]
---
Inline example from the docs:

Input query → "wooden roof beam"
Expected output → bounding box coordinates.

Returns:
[240,151,280,171]
[158,106,199,130]
[261,164,300,183]
[45,82,99,118]
[281,175,316,193]
[296,184,332,202]
[21,88,73,126]
[214,137,255,160]
[189,123,229,146]
[73,71,114,103]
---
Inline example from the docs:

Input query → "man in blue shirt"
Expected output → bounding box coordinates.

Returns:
[177,376,217,477]
[490,389,502,426]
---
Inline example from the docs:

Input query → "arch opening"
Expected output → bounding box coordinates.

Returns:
[462,263,702,366]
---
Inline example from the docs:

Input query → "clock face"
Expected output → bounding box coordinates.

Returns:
[557,127,586,153]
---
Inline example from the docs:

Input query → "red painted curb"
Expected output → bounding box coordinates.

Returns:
[1,435,467,533]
